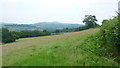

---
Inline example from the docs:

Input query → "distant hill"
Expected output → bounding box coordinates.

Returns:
[2,24,43,31]
[2,22,84,31]
[32,22,84,31]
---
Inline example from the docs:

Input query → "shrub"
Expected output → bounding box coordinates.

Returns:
[2,28,16,43]
[79,15,120,63]
[100,16,120,47]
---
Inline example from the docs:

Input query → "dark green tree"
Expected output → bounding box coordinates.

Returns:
[10,31,20,39]
[83,15,99,28]
[54,29,61,33]
[2,28,16,43]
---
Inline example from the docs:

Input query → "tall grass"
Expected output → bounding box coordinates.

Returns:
[2,28,119,66]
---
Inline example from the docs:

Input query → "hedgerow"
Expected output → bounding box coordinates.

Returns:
[80,15,120,63]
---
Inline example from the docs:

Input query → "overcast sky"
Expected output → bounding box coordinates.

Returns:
[0,0,119,24]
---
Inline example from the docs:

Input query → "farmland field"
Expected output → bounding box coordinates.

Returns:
[2,28,119,66]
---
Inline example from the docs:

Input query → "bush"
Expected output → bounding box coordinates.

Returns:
[79,15,120,63]
[2,28,16,43]
[100,16,120,47]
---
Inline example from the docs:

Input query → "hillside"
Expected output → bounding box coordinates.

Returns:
[3,24,43,31]
[2,22,83,31]
[33,22,83,31]
[2,28,119,66]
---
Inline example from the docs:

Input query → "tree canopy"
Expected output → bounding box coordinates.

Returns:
[1,28,51,43]
[83,15,99,28]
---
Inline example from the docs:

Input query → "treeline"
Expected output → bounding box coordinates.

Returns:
[1,28,51,43]
[53,15,99,34]
[53,26,87,34]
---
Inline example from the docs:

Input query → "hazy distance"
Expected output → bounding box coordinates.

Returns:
[0,0,119,25]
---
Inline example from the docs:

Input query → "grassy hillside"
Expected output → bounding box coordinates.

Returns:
[2,28,119,66]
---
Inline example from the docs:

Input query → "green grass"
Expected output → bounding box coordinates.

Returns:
[2,28,119,66]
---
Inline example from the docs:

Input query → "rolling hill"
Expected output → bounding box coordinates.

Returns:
[2,22,83,31]
[2,24,43,31]
[33,22,83,31]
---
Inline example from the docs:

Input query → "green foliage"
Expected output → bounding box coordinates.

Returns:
[75,29,120,65]
[100,15,120,63]
[100,16,120,47]
[53,28,75,33]
[81,33,119,58]
[53,26,87,34]
[83,15,99,28]
[1,28,51,43]
[81,15,120,64]
[19,30,50,38]
[10,31,20,39]
[3,28,118,66]
[75,26,87,31]
[1,28,16,43]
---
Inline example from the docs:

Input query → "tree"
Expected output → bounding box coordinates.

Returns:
[54,29,61,33]
[1,28,51,43]
[102,19,108,25]
[10,31,20,39]
[2,28,16,43]
[83,15,99,28]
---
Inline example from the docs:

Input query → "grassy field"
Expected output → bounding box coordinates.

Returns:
[2,28,119,66]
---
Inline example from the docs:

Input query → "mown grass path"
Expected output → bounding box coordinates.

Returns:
[2,28,118,66]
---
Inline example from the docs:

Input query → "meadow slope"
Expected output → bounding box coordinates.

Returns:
[2,28,118,66]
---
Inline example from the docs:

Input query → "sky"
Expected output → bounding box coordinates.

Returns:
[0,0,119,25]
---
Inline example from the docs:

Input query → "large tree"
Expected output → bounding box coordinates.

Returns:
[83,15,98,28]
[2,28,16,43]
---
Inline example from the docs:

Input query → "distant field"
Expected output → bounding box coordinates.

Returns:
[2,28,118,66]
